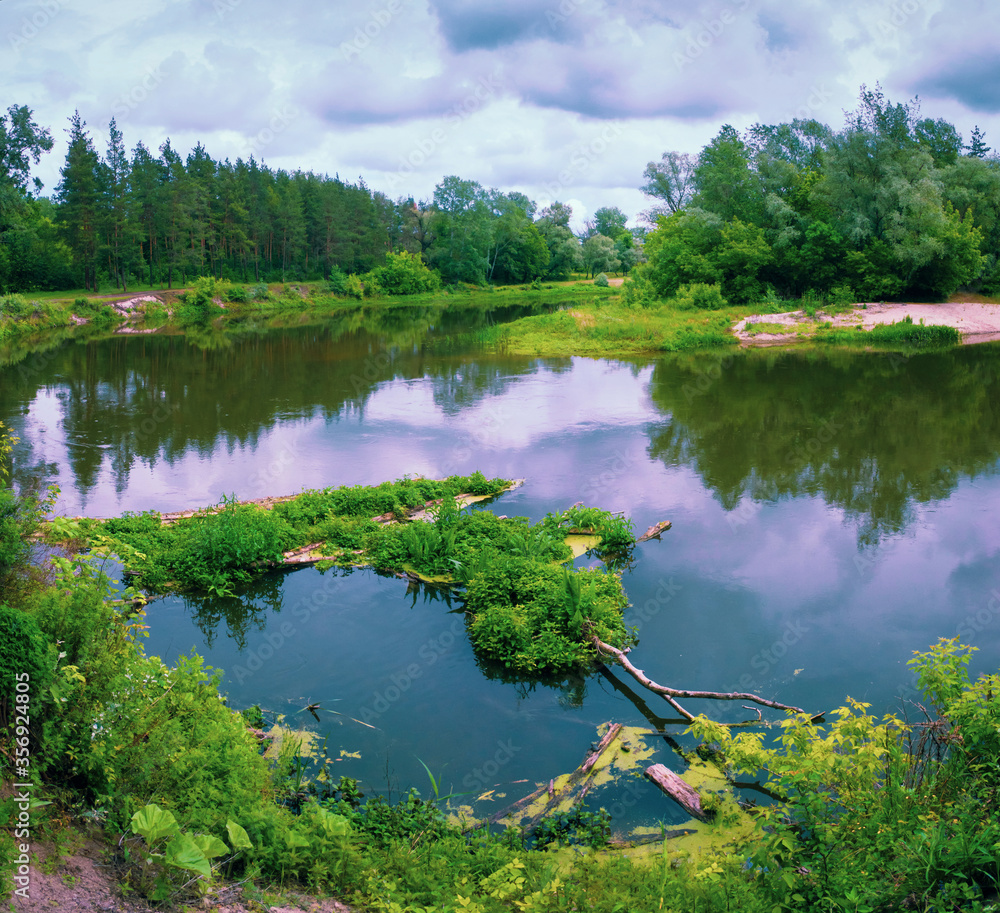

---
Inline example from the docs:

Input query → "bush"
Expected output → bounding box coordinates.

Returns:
[176,278,225,323]
[0,294,30,319]
[365,251,442,296]
[0,604,54,757]
[671,282,728,310]
[593,273,610,288]
[464,557,630,674]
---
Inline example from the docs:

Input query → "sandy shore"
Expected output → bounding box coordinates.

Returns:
[734,301,1000,346]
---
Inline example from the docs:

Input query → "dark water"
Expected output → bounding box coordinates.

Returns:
[4,314,1000,830]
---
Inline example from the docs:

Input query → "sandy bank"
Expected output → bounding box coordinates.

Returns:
[734,301,1000,346]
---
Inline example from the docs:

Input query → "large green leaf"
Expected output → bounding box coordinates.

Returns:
[130,804,180,844]
[226,820,253,851]
[193,834,229,859]
[164,833,212,878]
[312,806,350,839]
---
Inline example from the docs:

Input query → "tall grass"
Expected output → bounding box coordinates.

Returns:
[818,317,959,348]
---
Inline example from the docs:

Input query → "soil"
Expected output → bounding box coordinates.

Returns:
[6,834,352,913]
[733,300,1000,346]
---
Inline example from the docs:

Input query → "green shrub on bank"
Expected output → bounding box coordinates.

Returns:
[818,315,960,348]
[364,251,442,296]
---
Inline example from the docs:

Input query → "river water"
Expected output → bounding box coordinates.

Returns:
[3,311,1000,830]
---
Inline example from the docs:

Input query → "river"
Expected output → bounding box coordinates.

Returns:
[3,312,999,831]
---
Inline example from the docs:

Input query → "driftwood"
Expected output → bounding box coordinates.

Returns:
[644,763,710,821]
[637,520,672,542]
[487,723,624,828]
[589,634,805,722]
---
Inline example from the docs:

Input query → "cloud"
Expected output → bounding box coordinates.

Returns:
[428,0,546,50]
[918,53,1000,114]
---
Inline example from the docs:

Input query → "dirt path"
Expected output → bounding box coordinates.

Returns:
[734,301,1000,346]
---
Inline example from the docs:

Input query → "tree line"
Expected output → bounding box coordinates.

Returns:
[0,107,640,295]
[3,86,998,302]
[634,84,1000,304]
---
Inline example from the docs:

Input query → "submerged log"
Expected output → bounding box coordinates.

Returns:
[644,764,711,821]
[637,520,672,542]
[487,723,624,828]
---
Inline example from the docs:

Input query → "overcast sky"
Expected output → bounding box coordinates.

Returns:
[5,0,998,228]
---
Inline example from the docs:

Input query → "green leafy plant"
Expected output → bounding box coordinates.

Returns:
[126,803,234,902]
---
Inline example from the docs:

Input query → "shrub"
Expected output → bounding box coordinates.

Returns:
[343,275,364,300]
[365,251,442,296]
[176,278,225,323]
[671,282,728,310]
[464,557,630,674]
[0,604,54,758]
[593,273,610,288]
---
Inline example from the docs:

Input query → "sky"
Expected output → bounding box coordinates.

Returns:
[5,0,999,229]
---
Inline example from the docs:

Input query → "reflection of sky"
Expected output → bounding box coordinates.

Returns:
[8,339,1000,802]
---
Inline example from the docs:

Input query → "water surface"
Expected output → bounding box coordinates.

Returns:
[4,318,999,829]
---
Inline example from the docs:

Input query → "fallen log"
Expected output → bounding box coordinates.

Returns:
[487,723,624,828]
[637,520,672,542]
[589,633,805,722]
[644,763,711,821]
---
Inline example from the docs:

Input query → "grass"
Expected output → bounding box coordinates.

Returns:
[817,317,960,348]
[743,320,792,336]
[473,298,753,357]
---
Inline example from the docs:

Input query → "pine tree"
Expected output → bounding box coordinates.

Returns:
[967,126,991,158]
[55,112,101,291]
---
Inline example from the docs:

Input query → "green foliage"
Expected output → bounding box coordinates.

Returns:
[670,282,728,311]
[176,277,225,323]
[347,789,452,849]
[366,251,442,295]
[818,316,959,348]
[94,496,298,595]
[593,272,609,288]
[527,804,611,850]
[125,803,234,902]
[464,557,630,674]
[0,603,54,768]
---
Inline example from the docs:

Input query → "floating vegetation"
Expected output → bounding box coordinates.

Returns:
[57,473,646,675]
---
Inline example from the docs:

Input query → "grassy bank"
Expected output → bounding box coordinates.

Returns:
[2,275,973,365]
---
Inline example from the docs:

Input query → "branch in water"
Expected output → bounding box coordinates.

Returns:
[589,634,804,719]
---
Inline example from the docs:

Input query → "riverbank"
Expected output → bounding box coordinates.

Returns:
[734,299,1000,346]
[5,280,1000,362]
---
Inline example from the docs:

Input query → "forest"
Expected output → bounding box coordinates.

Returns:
[2,84,997,305]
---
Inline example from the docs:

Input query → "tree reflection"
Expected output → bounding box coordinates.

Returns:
[646,345,1000,546]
